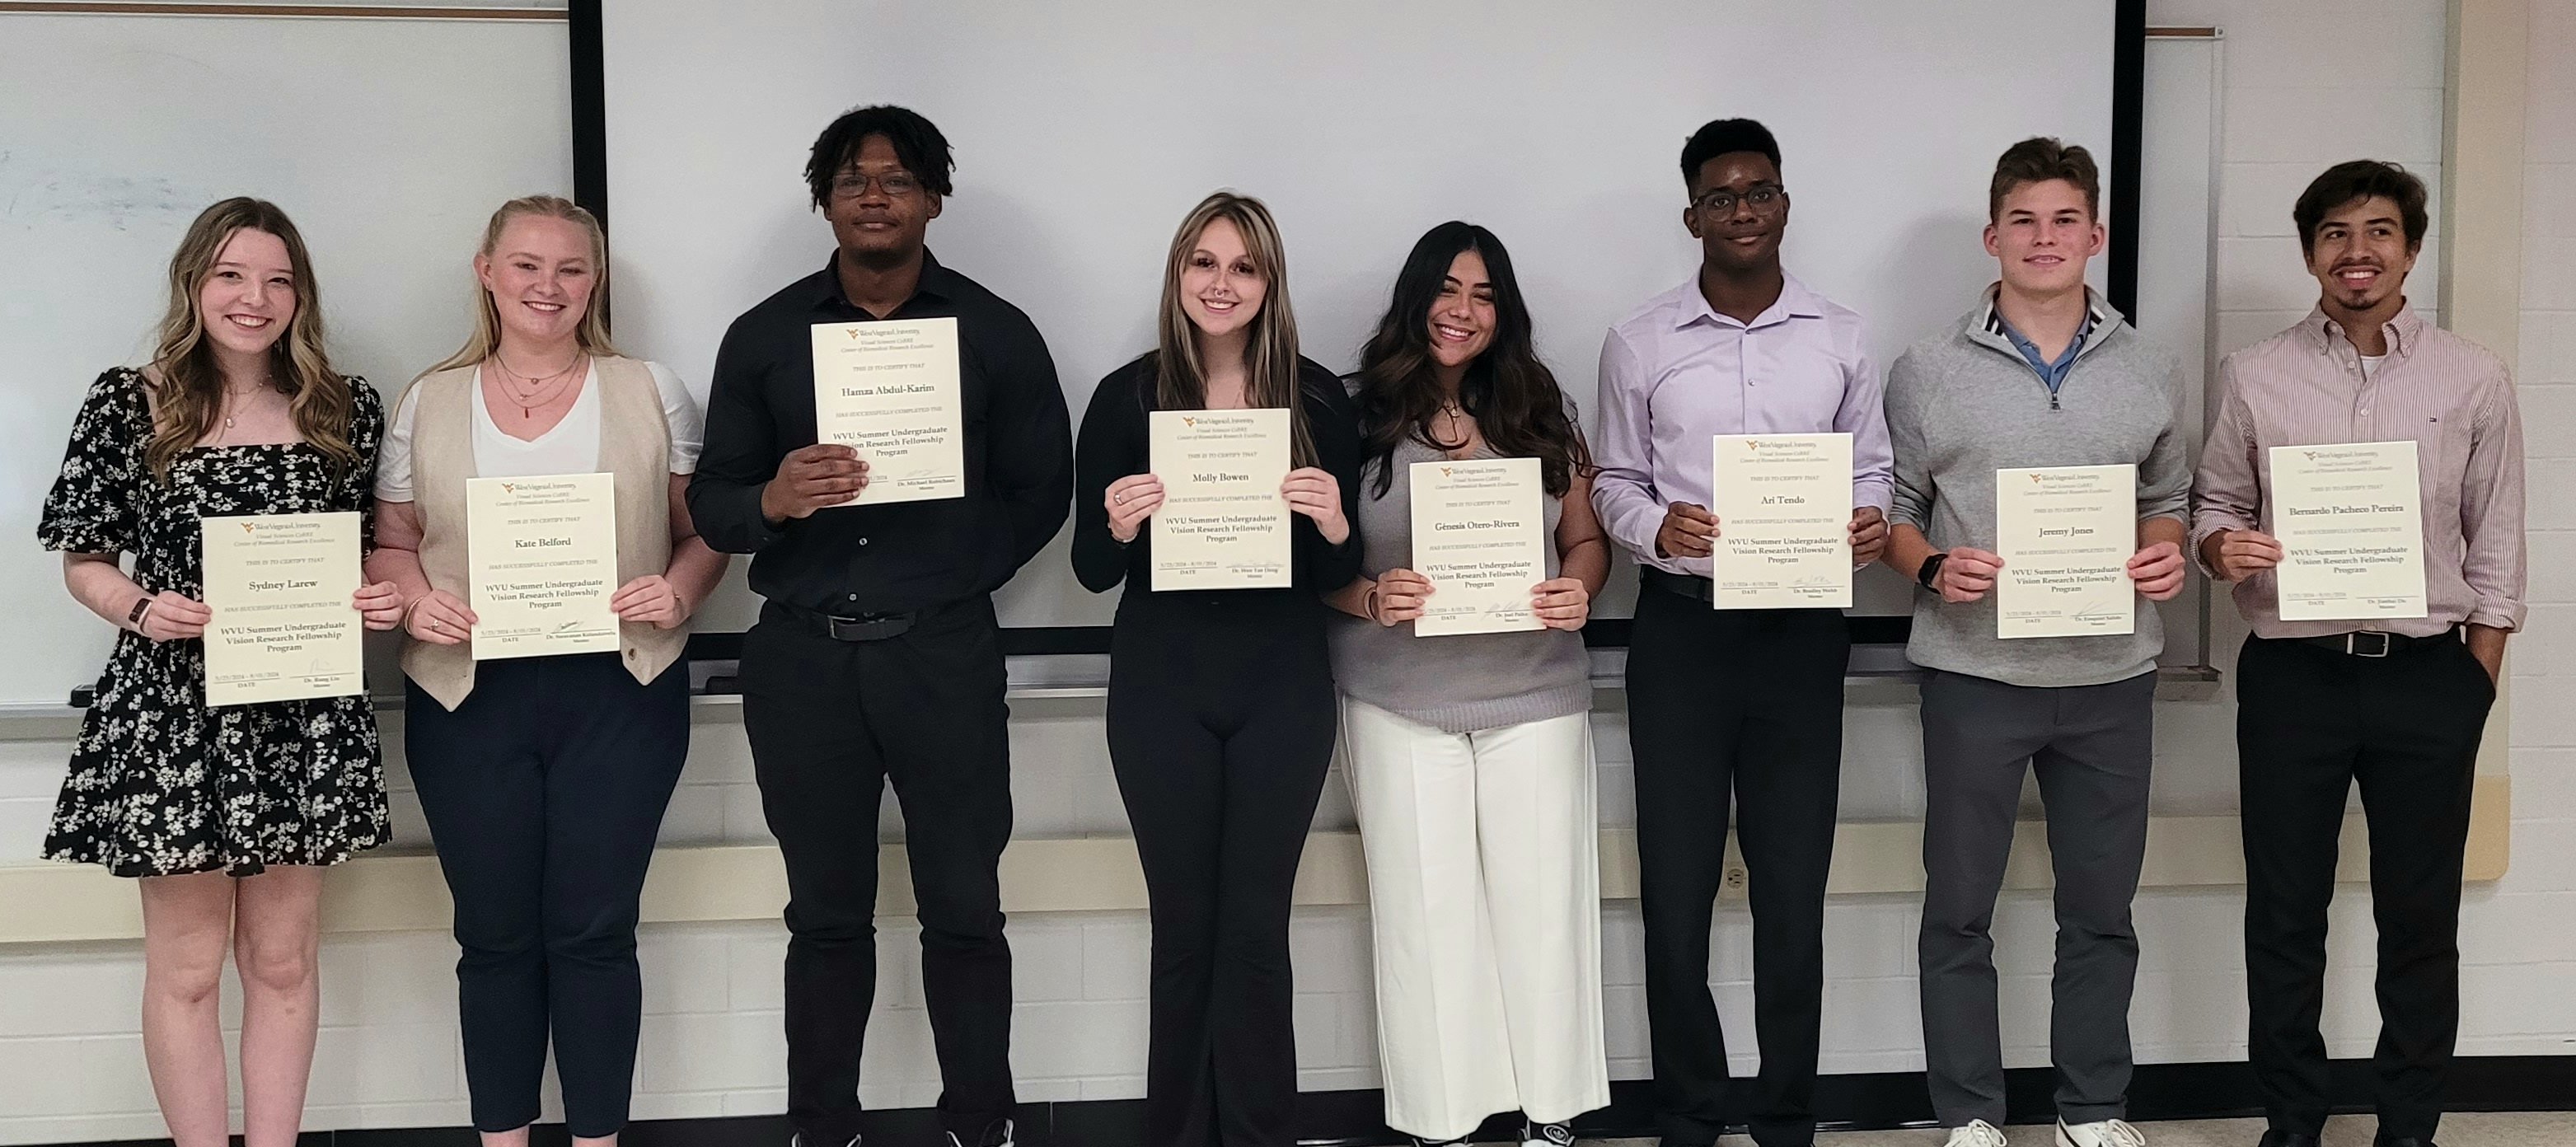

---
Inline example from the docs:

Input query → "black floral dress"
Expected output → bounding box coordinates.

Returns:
[38,368,392,878]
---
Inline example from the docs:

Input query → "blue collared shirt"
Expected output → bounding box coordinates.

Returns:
[1996,311,2096,396]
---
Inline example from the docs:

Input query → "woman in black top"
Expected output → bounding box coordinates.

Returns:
[1072,191,1361,1147]
[39,197,397,1147]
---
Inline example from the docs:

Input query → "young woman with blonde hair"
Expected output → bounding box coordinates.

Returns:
[365,194,726,1147]
[39,196,399,1147]
[1072,191,1361,1147]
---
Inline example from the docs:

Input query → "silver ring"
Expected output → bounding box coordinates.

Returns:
[1114,492,1127,504]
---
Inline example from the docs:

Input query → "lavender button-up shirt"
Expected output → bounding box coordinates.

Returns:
[1590,274,1895,577]
[2190,305,2527,639]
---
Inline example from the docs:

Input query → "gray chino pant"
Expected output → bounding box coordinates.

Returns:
[1917,668,2156,1128]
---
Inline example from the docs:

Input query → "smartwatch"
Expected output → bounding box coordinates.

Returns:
[125,596,154,630]
[1917,552,1948,591]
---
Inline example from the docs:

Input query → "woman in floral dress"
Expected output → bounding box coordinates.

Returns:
[38,197,402,1147]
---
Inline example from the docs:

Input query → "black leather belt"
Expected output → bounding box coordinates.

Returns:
[771,601,915,642]
[2287,627,2457,658]
[1640,566,1715,603]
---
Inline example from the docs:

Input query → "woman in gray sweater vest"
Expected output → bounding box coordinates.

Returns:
[1323,222,1611,1147]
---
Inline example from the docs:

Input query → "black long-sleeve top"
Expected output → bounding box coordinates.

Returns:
[687,250,1075,616]
[1073,353,1362,617]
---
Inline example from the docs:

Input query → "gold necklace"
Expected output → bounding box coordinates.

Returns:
[490,350,584,419]
[218,377,275,442]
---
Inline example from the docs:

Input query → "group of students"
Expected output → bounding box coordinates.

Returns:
[35,102,2522,1147]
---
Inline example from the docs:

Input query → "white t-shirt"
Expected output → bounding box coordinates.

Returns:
[377,359,703,502]
[2361,352,2387,381]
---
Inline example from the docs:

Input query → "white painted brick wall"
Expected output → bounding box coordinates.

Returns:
[4,2,2574,1142]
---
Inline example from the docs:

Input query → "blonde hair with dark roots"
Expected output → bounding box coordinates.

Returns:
[144,197,358,480]
[424,194,623,377]
[1153,191,1316,466]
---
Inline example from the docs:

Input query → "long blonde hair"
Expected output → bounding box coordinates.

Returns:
[143,198,357,480]
[424,194,623,376]
[1154,191,1315,466]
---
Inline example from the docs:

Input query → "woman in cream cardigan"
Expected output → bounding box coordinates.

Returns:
[364,195,726,1147]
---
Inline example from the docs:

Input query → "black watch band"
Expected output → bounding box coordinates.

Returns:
[1917,552,1947,590]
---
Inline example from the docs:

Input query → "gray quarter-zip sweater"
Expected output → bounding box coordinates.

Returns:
[1885,289,2190,687]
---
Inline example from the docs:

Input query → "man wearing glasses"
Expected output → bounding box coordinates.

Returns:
[690,104,1074,1147]
[1592,116,1893,1147]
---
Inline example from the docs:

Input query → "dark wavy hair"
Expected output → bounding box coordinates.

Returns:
[803,104,956,210]
[1354,222,1589,499]
[2293,159,2429,255]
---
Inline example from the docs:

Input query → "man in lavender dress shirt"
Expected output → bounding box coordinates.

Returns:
[1591,117,1892,1147]
[2193,161,2524,1147]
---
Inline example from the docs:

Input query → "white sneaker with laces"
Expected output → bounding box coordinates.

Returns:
[2056,1118,2147,1147]
[1946,1120,2010,1147]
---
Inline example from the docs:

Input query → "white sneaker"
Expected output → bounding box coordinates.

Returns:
[2057,1119,2147,1147]
[1946,1121,2010,1147]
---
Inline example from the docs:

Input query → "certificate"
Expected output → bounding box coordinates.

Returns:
[810,316,966,505]
[1148,408,1293,591]
[2268,441,2428,620]
[466,473,620,660]
[199,511,366,707]
[1709,433,1852,609]
[1994,464,2135,639]
[1409,457,1547,636]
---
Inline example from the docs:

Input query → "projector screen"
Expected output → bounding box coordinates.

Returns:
[599,0,2120,639]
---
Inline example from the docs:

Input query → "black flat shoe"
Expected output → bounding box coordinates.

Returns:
[2374,1139,2436,1147]
[2256,1133,2321,1147]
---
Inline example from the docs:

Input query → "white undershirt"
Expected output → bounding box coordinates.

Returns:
[377,359,702,502]
[2361,352,2387,381]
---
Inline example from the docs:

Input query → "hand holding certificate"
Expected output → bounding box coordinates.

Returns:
[1409,457,1547,636]
[1148,409,1294,590]
[200,511,367,706]
[1710,433,1852,609]
[1994,464,2136,639]
[810,316,966,505]
[2268,441,2428,620]
[467,473,620,660]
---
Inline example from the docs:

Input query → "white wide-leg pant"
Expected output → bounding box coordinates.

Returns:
[1338,698,1610,1140]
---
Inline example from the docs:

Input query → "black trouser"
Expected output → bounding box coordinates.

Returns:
[1107,597,1337,1147]
[1626,578,1850,1147]
[742,597,1017,1145]
[404,653,690,1139]
[2236,632,2494,1143]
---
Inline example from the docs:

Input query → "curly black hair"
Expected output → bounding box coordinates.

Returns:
[802,104,955,209]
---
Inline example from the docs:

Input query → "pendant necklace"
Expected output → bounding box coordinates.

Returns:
[493,350,585,419]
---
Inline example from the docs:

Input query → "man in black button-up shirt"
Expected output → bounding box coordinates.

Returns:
[687,105,1071,1147]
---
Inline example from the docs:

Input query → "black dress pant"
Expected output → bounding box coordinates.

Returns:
[742,597,1017,1145]
[1107,597,1337,1147]
[2236,633,2495,1143]
[404,653,690,1139]
[1625,579,1850,1147]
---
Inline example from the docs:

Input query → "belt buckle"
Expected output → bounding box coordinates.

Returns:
[825,611,913,642]
[2345,631,2393,658]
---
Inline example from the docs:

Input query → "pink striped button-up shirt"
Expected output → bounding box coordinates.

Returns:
[2190,306,2526,639]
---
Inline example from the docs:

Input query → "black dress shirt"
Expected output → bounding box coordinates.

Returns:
[689,250,1075,616]
[1071,354,1363,619]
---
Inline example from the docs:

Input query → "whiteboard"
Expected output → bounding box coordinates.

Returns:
[0,12,572,707]
[599,0,2119,636]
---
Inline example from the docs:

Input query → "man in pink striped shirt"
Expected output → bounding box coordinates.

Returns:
[2190,160,2526,1147]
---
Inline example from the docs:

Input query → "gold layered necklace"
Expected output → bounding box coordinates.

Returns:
[490,349,586,419]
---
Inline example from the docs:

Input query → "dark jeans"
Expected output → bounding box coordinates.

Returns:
[405,653,690,1139]
[1625,583,1850,1147]
[1107,600,1337,1147]
[1918,668,2155,1128]
[2236,633,2494,1143]
[742,597,1018,1145]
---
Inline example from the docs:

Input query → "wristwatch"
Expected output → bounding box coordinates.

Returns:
[125,596,154,630]
[1917,552,1948,591]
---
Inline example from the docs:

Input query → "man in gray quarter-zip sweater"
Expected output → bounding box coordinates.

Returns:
[1881,139,2190,1147]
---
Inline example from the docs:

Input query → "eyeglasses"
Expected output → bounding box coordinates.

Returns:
[1691,183,1786,215]
[828,171,924,200]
